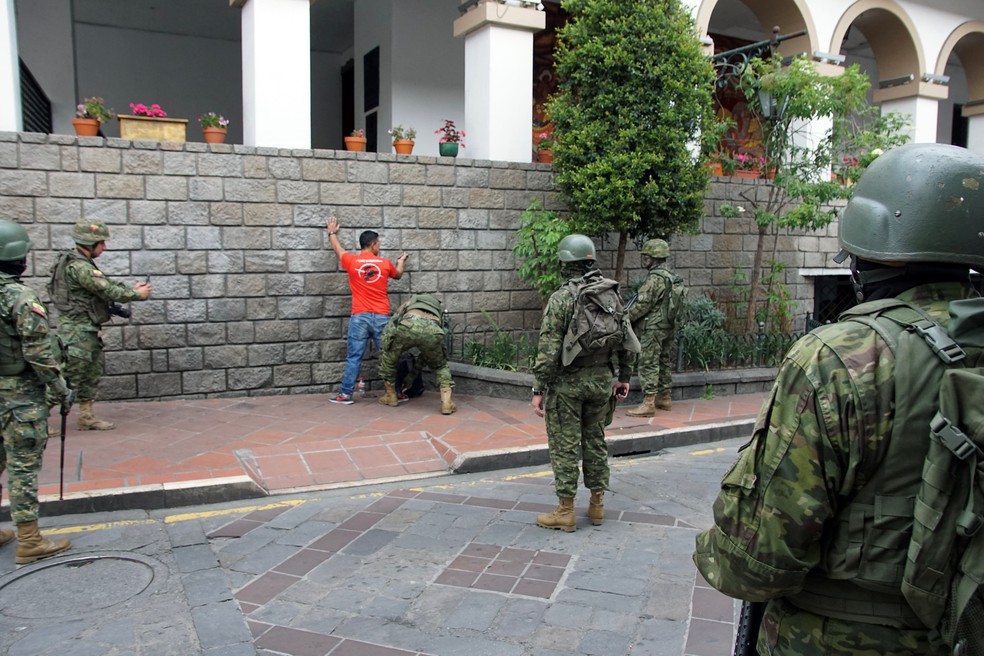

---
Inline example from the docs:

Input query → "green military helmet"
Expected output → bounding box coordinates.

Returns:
[641,238,670,258]
[557,234,596,262]
[838,143,984,270]
[409,293,444,317]
[72,219,110,245]
[0,220,32,261]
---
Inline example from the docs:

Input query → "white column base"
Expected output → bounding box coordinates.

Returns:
[880,95,940,145]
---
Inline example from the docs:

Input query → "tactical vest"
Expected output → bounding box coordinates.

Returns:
[0,275,27,375]
[786,297,984,632]
[47,250,112,325]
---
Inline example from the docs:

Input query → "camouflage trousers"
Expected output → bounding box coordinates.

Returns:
[635,326,674,396]
[543,365,614,498]
[58,320,104,402]
[0,379,49,525]
[379,315,453,389]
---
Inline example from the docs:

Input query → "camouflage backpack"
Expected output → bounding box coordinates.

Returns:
[654,269,687,325]
[843,297,984,654]
[561,269,638,367]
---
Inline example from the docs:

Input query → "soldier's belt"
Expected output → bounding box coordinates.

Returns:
[404,310,439,324]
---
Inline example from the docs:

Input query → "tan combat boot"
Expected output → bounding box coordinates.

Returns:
[0,526,13,547]
[378,382,399,407]
[440,387,457,415]
[536,497,576,532]
[655,392,673,411]
[626,394,657,417]
[77,400,115,430]
[15,520,71,564]
[588,489,605,526]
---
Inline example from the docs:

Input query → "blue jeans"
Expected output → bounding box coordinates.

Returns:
[340,313,391,395]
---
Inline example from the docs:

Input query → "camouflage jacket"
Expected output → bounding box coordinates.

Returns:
[626,267,669,330]
[532,271,634,389]
[49,250,141,328]
[0,273,63,406]
[694,281,971,653]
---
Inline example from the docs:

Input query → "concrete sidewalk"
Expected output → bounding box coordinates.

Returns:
[10,389,765,518]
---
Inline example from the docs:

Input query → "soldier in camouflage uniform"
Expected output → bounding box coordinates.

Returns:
[694,143,984,654]
[626,238,678,416]
[376,293,456,415]
[47,220,151,430]
[0,220,76,564]
[531,234,634,532]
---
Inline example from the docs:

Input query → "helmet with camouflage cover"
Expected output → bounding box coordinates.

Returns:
[0,220,32,261]
[838,143,984,270]
[557,234,596,262]
[641,239,670,259]
[72,219,110,245]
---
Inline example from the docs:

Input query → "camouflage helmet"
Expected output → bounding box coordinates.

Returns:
[641,238,670,258]
[0,220,32,261]
[838,143,984,270]
[557,234,596,262]
[72,219,110,245]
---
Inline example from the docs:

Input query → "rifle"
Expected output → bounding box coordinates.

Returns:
[733,600,765,656]
[58,403,68,500]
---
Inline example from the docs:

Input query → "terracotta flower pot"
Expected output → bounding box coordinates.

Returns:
[72,118,100,137]
[734,169,761,179]
[344,136,367,152]
[708,162,724,176]
[536,149,554,163]
[439,142,459,158]
[393,139,415,155]
[202,127,227,144]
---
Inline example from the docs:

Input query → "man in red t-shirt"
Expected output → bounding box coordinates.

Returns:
[326,215,408,404]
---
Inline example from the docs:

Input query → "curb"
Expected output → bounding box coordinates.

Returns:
[450,418,754,473]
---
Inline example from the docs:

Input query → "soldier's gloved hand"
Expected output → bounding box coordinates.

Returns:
[49,377,76,411]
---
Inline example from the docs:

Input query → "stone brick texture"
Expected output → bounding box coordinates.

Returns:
[1,132,840,400]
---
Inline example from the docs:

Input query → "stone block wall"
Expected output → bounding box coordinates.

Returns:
[0,132,842,400]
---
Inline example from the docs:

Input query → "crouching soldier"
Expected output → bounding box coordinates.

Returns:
[377,293,456,415]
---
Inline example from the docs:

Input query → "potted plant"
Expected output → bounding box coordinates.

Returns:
[388,125,416,154]
[344,128,367,152]
[733,151,766,179]
[708,151,737,177]
[73,97,115,137]
[436,119,465,157]
[534,131,554,163]
[119,102,188,142]
[198,112,230,144]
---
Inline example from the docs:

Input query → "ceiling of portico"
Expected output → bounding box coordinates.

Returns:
[71,0,354,53]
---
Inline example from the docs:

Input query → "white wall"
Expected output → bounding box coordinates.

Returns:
[354,0,392,151]
[14,0,74,134]
[75,23,242,143]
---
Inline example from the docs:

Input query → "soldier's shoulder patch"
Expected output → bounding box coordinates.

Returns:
[30,301,47,317]
[91,269,105,278]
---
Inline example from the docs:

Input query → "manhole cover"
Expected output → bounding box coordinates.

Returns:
[0,552,165,620]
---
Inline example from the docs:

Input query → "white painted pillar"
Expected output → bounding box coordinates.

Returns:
[234,0,311,148]
[879,95,940,144]
[454,1,545,163]
[965,107,984,155]
[0,0,21,132]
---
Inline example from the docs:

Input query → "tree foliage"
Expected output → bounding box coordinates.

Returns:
[721,54,910,330]
[547,0,719,281]
[512,200,571,303]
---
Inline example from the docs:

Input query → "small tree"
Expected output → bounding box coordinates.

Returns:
[548,0,719,282]
[512,200,572,303]
[721,54,909,331]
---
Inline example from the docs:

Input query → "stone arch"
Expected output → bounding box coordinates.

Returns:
[936,21,984,103]
[696,0,818,56]
[829,0,923,84]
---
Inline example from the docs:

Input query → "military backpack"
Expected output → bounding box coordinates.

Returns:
[655,268,687,325]
[840,297,984,655]
[561,269,638,367]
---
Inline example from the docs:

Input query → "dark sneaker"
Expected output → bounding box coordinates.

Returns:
[329,394,354,405]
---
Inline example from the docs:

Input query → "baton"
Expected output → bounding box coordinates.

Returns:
[59,404,68,500]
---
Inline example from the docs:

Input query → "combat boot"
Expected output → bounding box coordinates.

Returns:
[440,387,457,415]
[77,400,115,430]
[15,520,71,564]
[536,497,576,532]
[0,526,13,547]
[378,382,399,407]
[587,489,605,526]
[626,395,657,417]
[655,392,672,411]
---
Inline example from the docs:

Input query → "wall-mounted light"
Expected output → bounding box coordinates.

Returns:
[813,51,846,66]
[878,74,915,89]
[921,73,950,86]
